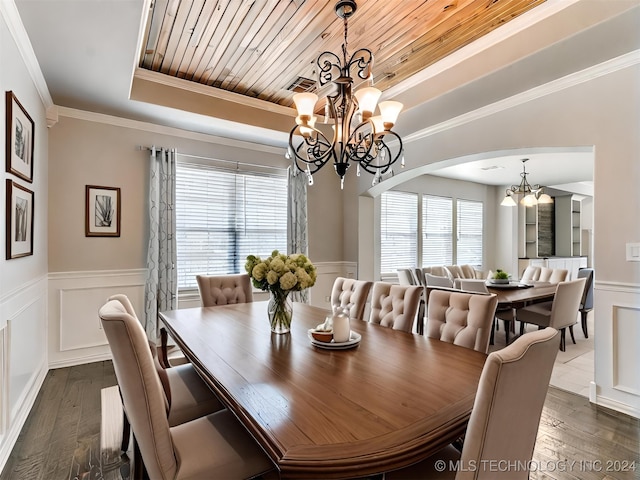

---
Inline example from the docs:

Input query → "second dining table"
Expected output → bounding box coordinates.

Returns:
[160,301,487,479]
[486,281,557,343]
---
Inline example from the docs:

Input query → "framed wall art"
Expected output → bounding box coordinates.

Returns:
[6,179,34,259]
[85,185,121,237]
[5,91,35,183]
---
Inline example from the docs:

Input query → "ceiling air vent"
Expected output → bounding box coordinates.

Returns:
[287,76,316,93]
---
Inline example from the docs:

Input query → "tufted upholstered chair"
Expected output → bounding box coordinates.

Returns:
[196,273,253,306]
[521,265,541,282]
[538,267,568,283]
[99,299,275,480]
[330,277,373,321]
[158,273,254,366]
[426,289,498,353]
[387,327,560,480]
[107,294,225,451]
[517,278,586,351]
[368,282,423,333]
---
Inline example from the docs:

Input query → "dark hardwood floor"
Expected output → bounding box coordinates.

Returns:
[1,361,638,480]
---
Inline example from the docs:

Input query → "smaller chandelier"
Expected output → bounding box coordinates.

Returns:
[287,0,404,188]
[501,158,553,207]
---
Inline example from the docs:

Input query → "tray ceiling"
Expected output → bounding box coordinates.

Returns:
[138,0,546,111]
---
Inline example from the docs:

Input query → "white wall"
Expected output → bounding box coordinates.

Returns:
[0,3,49,468]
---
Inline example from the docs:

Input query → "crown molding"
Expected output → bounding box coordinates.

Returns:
[0,0,54,110]
[133,68,295,116]
[403,50,640,145]
[56,106,284,155]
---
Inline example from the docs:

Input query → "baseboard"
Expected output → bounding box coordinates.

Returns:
[49,351,113,370]
[0,363,48,473]
[594,392,640,419]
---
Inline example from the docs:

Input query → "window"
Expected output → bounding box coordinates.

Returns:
[457,199,483,267]
[176,161,287,290]
[380,192,484,275]
[422,195,453,266]
[380,191,418,275]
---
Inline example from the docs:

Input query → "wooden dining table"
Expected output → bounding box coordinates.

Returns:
[485,282,557,343]
[159,301,487,479]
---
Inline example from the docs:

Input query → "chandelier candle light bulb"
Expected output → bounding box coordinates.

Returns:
[501,158,554,207]
[288,0,404,187]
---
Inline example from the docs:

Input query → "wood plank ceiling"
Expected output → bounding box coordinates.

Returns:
[139,0,546,111]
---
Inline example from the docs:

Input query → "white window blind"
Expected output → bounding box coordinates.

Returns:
[422,195,453,266]
[380,191,418,275]
[457,199,483,267]
[175,161,287,289]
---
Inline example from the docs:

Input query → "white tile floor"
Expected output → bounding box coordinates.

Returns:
[489,311,594,398]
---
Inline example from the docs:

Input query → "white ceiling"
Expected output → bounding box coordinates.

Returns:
[11,0,640,191]
[427,150,595,195]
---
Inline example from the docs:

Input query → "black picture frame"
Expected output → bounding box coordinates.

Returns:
[6,179,34,259]
[85,185,121,237]
[5,91,35,183]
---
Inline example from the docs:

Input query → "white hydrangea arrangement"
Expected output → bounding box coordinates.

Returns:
[245,250,317,294]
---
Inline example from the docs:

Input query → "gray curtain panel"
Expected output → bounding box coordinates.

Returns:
[287,166,309,303]
[144,147,177,341]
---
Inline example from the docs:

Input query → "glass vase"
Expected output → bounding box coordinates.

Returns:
[268,289,293,334]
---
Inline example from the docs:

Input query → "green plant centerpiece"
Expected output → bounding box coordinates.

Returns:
[246,250,317,334]
[491,269,511,284]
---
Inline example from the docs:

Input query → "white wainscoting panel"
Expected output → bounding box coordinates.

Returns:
[48,270,146,368]
[594,281,640,418]
[0,276,48,472]
[612,305,640,395]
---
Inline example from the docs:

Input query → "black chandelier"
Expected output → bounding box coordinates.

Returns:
[287,0,404,188]
[501,159,553,206]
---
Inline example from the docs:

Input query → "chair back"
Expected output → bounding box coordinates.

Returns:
[537,267,553,282]
[425,273,454,288]
[577,268,594,310]
[457,328,560,480]
[108,294,172,407]
[550,278,586,330]
[521,265,541,282]
[397,268,417,285]
[548,269,569,283]
[460,264,477,279]
[538,267,568,283]
[196,273,253,307]
[445,265,464,279]
[369,282,423,333]
[330,277,373,321]
[413,268,426,286]
[99,300,177,480]
[459,279,490,293]
[424,266,449,278]
[426,290,498,353]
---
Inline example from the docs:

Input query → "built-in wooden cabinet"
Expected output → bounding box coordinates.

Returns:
[524,205,538,258]
[555,195,582,257]
[519,202,554,258]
